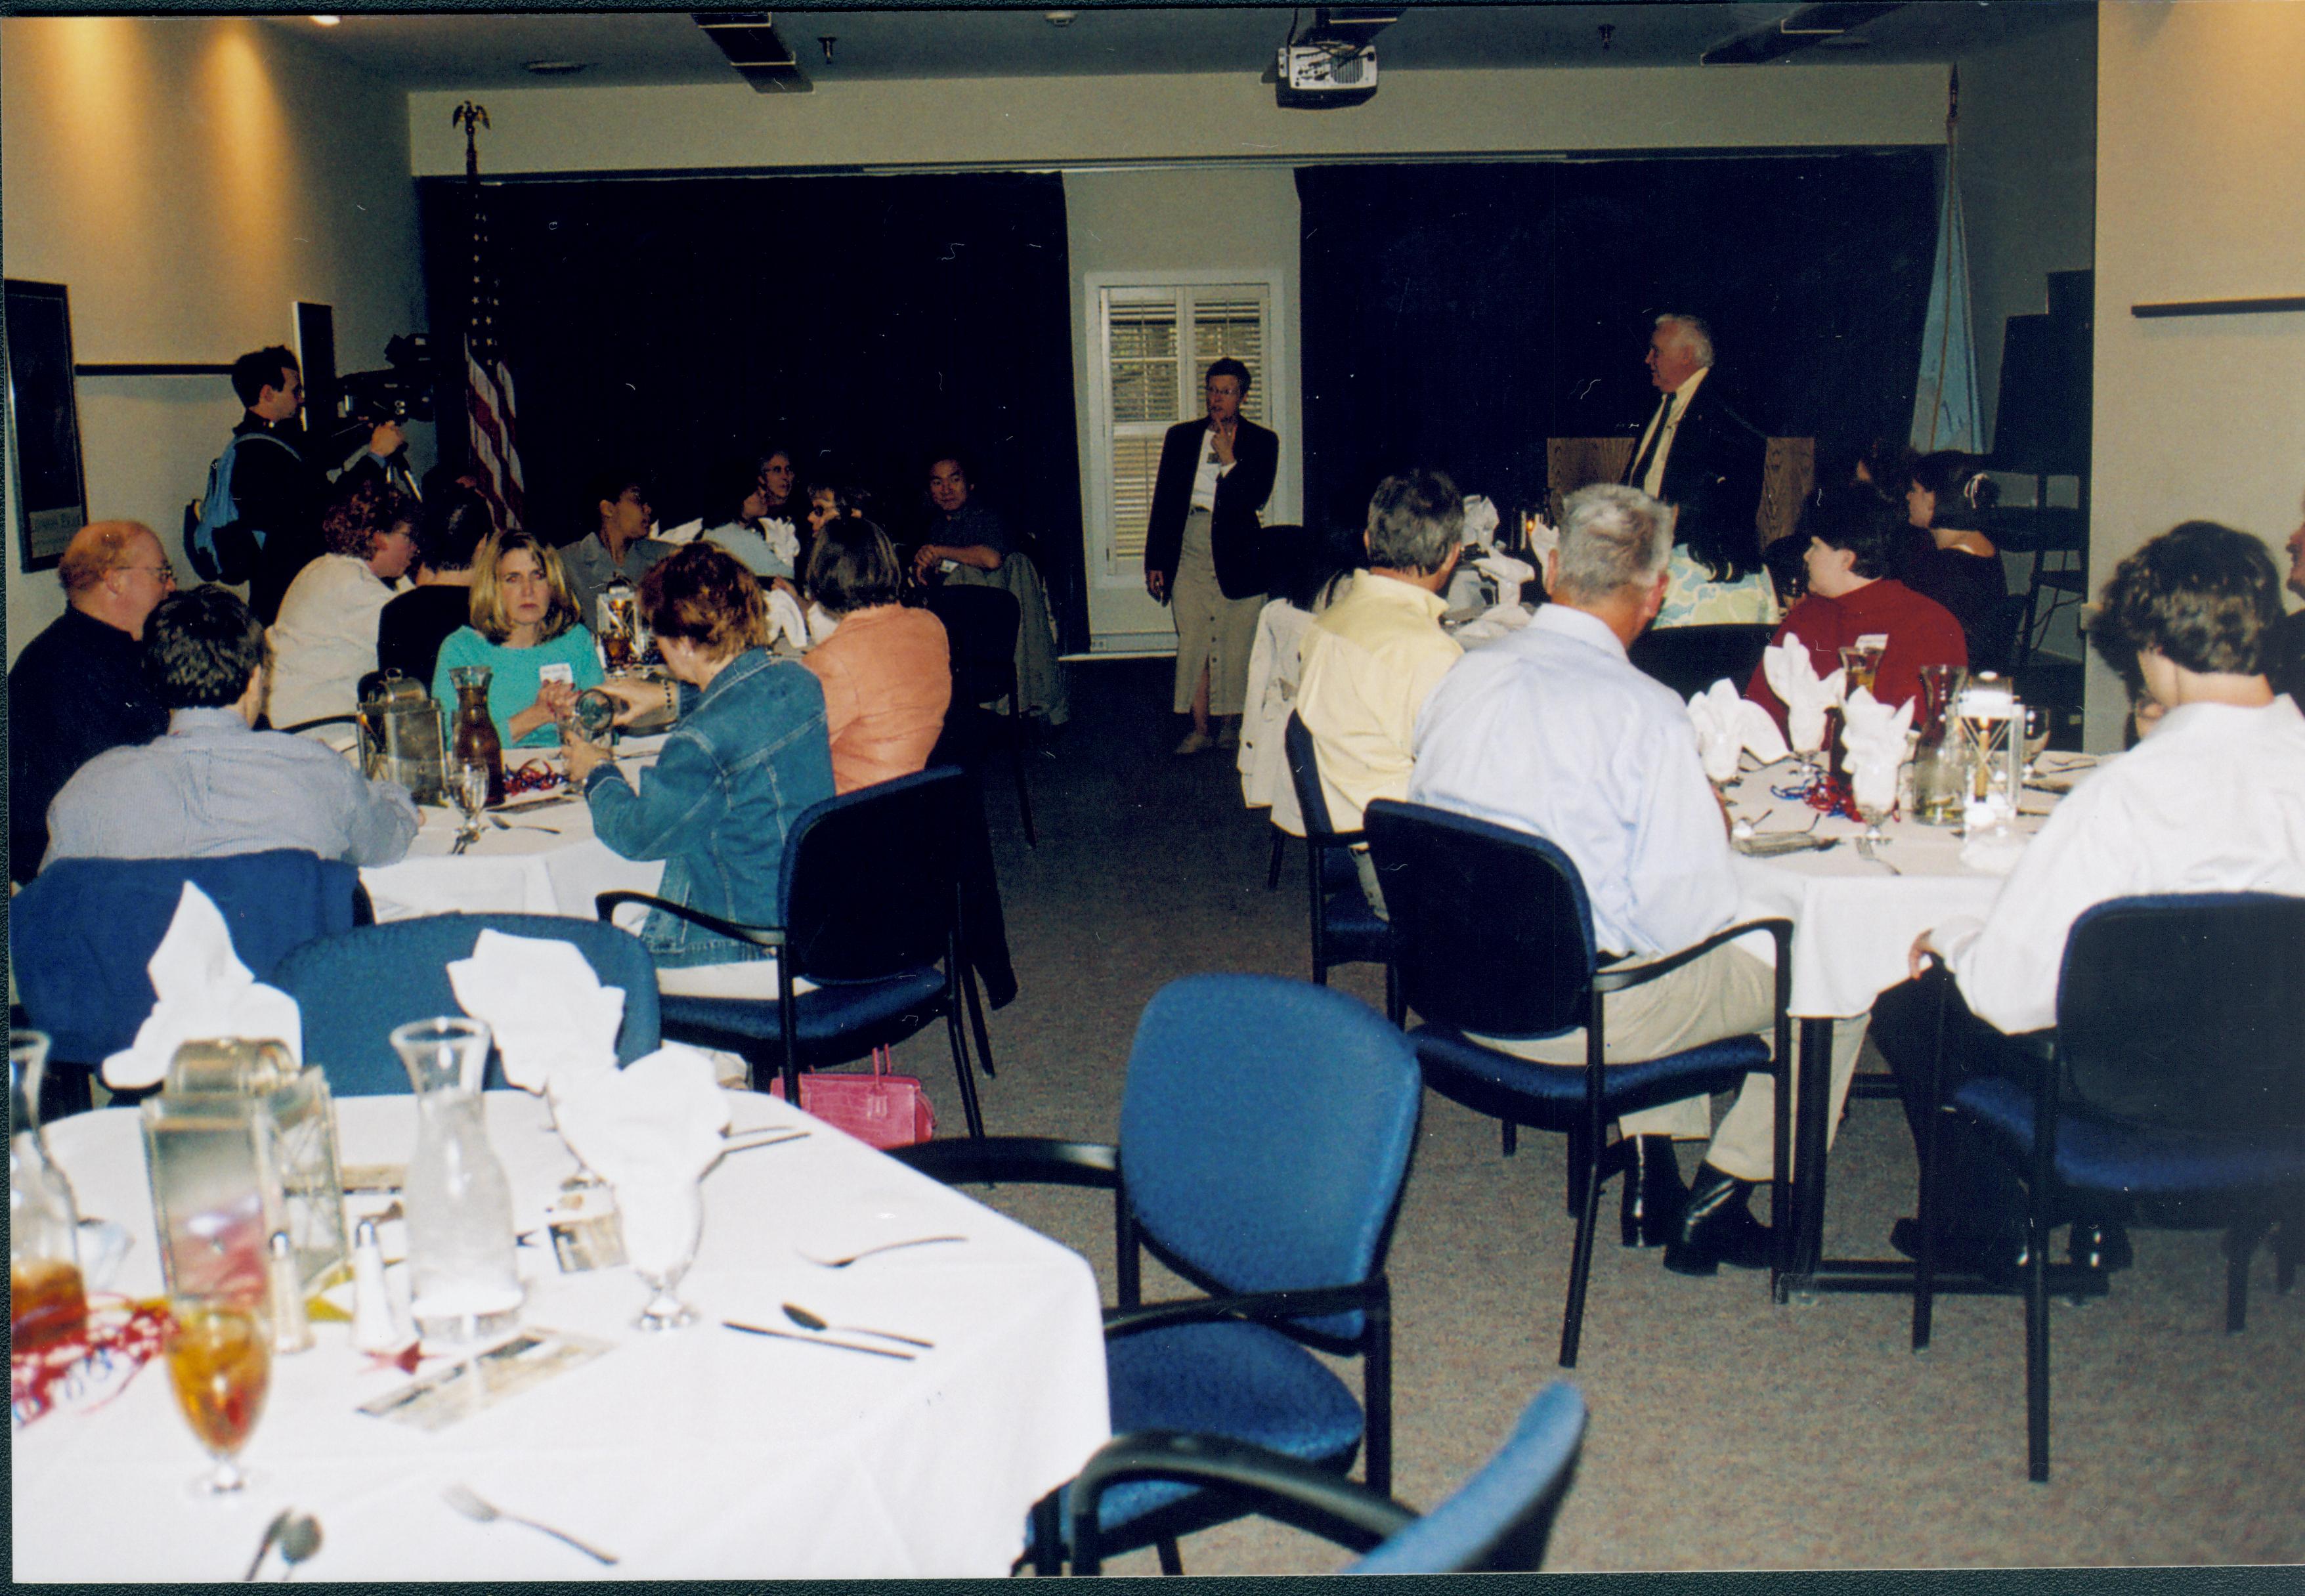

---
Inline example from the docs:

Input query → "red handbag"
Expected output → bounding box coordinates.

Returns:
[769,1046,937,1150]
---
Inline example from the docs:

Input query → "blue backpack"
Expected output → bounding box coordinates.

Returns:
[183,431,299,584]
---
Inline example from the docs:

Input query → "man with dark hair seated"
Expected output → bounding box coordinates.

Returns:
[1881,521,2305,1274]
[1746,487,1967,728]
[43,586,419,871]
[561,467,674,630]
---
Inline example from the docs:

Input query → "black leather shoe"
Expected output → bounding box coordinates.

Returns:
[1619,1136,1687,1249]
[1889,1216,2031,1286]
[1662,1164,1773,1276]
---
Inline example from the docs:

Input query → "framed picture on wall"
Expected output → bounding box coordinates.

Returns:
[5,278,91,571]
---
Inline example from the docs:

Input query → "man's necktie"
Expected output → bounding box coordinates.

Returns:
[1626,392,1676,491]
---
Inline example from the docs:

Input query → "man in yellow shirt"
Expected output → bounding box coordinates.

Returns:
[1295,469,1466,913]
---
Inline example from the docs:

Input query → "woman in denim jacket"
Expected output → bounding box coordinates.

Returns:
[565,542,834,996]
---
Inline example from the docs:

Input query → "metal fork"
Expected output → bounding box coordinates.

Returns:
[1855,836,1903,875]
[441,1484,618,1565]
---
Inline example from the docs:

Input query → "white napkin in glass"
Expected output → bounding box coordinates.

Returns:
[550,1045,732,1273]
[764,586,811,652]
[1474,553,1537,593]
[1460,495,1501,543]
[1687,678,1791,783]
[102,884,304,1090]
[1761,633,1846,756]
[1839,687,1915,812]
[445,929,624,1098]
[1522,514,1560,568]
[762,517,800,569]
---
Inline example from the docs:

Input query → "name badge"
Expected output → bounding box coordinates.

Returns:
[537,662,576,687]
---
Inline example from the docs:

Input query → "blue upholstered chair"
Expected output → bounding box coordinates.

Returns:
[1281,712,1400,1023]
[1911,892,2305,1481]
[1068,1381,1587,1575]
[1361,800,1792,1368]
[9,850,365,1116]
[894,973,1421,1574]
[599,766,986,1138]
[271,913,662,1096]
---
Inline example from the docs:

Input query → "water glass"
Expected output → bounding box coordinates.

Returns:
[620,1175,702,1332]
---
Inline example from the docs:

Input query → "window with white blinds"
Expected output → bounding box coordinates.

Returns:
[1096,284,1271,568]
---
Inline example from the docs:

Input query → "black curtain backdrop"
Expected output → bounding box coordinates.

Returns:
[1296,150,1940,540]
[418,171,1089,651]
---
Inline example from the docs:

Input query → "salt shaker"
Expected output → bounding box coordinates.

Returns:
[351,1217,404,1353]
[267,1230,316,1354]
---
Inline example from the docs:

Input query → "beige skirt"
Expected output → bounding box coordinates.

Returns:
[1170,509,1264,716]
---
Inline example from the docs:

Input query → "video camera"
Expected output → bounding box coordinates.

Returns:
[337,333,435,427]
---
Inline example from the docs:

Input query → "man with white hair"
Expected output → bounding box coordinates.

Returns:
[1410,483,1866,1276]
[1621,313,1772,626]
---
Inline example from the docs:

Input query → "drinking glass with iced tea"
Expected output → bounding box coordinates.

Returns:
[164,1299,272,1494]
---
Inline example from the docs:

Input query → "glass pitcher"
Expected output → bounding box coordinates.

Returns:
[1910,664,1970,825]
[390,1018,521,1345]
[447,666,506,809]
[11,1031,88,1355]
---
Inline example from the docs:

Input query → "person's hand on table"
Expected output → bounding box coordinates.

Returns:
[911,544,945,583]
[1908,930,1942,981]
[506,680,578,743]
[561,731,611,786]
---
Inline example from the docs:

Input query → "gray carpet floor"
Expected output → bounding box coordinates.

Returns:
[883,658,2305,1575]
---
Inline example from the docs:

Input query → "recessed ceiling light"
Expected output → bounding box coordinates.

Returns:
[1045,11,1077,26]
[310,14,339,24]
[522,60,590,75]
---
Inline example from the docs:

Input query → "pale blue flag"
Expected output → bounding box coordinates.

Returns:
[1910,165,1981,455]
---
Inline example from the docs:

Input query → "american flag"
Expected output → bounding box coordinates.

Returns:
[460,106,525,532]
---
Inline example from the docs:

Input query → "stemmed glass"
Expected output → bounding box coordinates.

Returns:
[164,1298,271,1494]
[2021,704,2054,780]
[451,760,489,848]
[621,1176,702,1332]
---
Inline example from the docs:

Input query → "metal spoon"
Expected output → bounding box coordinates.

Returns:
[242,1509,291,1581]
[780,1301,935,1349]
[486,813,562,834]
[276,1514,322,1580]
[798,1234,967,1269]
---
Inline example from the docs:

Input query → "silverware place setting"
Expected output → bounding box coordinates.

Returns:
[441,1483,619,1565]
[720,1319,918,1360]
[1855,835,1903,874]
[486,813,562,834]
[244,1509,322,1580]
[796,1234,968,1270]
[780,1301,934,1348]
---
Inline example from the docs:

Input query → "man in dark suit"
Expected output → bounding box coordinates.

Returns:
[1143,357,1280,754]
[1622,314,1768,593]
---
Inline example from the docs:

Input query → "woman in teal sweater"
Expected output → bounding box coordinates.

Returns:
[432,530,603,747]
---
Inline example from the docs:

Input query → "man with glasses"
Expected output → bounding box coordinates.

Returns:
[7,521,176,881]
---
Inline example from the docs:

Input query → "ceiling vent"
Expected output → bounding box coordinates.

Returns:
[695,12,813,94]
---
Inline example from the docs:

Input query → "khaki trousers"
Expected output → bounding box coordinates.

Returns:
[1171,509,1263,716]
[1473,942,1868,1183]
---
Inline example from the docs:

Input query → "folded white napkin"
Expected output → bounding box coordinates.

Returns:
[1444,565,1488,613]
[103,884,303,1090]
[1839,687,1916,813]
[1688,678,1790,783]
[764,585,811,652]
[1452,602,1536,645]
[1761,633,1846,756]
[445,929,624,1098]
[1522,514,1560,568]
[1960,827,2029,875]
[1460,494,1501,543]
[806,602,840,647]
[761,517,800,569]
[656,517,704,546]
[1474,552,1537,592]
[550,1045,732,1273]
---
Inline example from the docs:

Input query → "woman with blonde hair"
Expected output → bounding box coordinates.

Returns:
[431,528,604,746]
[566,541,834,985]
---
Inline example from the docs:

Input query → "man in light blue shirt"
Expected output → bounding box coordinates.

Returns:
[43,586,419,871]
[1410,483,1864,1276]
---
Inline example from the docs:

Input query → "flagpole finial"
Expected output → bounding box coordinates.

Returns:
[452,100,491,179]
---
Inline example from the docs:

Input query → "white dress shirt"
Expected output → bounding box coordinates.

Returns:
[1189,427,1232,513]
[1408,604,1740,958]
[1936,697,2305,1035]
[265,553,398,733]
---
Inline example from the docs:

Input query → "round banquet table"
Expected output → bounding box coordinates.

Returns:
[359,739,666,926]
[12,1090,1111,1580]
[1718,752,2097,1287]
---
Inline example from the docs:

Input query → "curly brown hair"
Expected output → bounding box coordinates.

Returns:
[640,541,768,662]
[320,477,416,561]
[2098,521,2282,679]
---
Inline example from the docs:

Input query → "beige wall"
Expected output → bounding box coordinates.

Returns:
[3,16,425,663]
[406,64,1947,177]
[2088,1,2305,744]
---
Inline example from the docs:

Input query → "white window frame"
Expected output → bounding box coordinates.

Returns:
[1083,268,1291,592]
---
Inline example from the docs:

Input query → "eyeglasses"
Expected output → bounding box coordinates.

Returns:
[113,565,178,584]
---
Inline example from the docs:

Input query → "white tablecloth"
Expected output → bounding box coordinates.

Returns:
[1724,755,2088,1019]
[360,739,670,927]
[14,1090,1110,1580]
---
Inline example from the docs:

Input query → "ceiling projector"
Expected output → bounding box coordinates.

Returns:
[1276,41,1379,108]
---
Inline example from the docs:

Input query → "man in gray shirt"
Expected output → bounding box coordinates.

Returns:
[560,467,674,632]
[43,586,420,871]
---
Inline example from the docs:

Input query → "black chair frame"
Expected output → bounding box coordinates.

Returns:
[925,585,1036,848]
[894,1134,1396,1574]
[1281,713,1401,1024]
